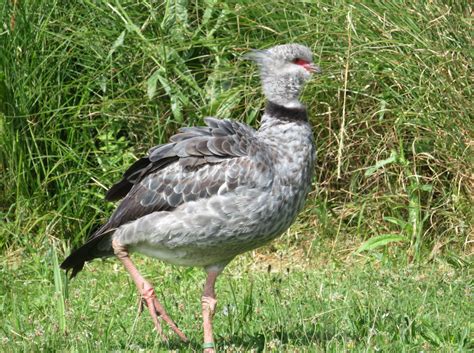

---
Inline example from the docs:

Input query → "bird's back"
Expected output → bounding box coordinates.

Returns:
[113,107,315,268]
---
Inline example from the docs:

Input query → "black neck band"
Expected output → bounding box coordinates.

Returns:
[265,101,308,122]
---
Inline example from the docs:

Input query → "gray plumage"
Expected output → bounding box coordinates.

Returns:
[61,43,318,277]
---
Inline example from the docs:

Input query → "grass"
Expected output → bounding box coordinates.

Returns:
[1,242,472,352]
[0,0,472,351]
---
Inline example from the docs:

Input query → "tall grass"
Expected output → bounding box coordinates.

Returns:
[1,0,472,260]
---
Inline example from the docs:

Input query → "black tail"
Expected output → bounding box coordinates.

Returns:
[105,157,151,201]
[60,228,115,278]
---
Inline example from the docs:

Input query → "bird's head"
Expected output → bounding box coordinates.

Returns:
[245,43,321,108]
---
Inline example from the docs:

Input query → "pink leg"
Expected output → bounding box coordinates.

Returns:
[202,271,219,353]
[112,239,188,342]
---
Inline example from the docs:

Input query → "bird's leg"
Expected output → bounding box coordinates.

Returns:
[112,239,188,342]
[202,271,219,353]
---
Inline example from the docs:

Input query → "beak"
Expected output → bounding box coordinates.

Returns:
[305,63,322,74]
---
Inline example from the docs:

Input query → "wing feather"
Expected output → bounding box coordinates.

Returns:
[100,118,271,233]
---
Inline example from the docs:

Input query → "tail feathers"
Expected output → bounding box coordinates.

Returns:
[61,228,115,278]
[105,178,133,202]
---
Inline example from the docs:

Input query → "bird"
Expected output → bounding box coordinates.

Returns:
[61,43,320,352]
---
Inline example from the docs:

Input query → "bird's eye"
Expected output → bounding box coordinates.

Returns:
[292,58,309,66]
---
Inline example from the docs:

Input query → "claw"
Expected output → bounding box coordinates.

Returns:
[151,296,189,342]
[143,292,167,341]
[141,277,188,341]
[112,239,188,342]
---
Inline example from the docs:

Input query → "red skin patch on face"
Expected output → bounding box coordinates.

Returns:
[293,58,310,66]
[293,58,318,73]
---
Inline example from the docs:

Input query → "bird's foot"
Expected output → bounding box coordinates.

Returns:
[202,296,217,353]
[202,296,217,316]
[141,281,189,342]
[111,239,188,342]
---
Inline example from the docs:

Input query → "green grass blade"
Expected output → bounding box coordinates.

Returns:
[52,244,67,334]
[356,234,408,253]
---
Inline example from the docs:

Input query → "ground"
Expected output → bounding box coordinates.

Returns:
[1,236,471,352]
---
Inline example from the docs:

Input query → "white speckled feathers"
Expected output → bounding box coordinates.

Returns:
[114,115,315,268]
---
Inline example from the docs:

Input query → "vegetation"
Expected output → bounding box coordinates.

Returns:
[1,0,472,351]
[2,248,471,351]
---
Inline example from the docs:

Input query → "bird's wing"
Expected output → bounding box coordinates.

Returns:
[61,118,269,277]
[100,117,271,232]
